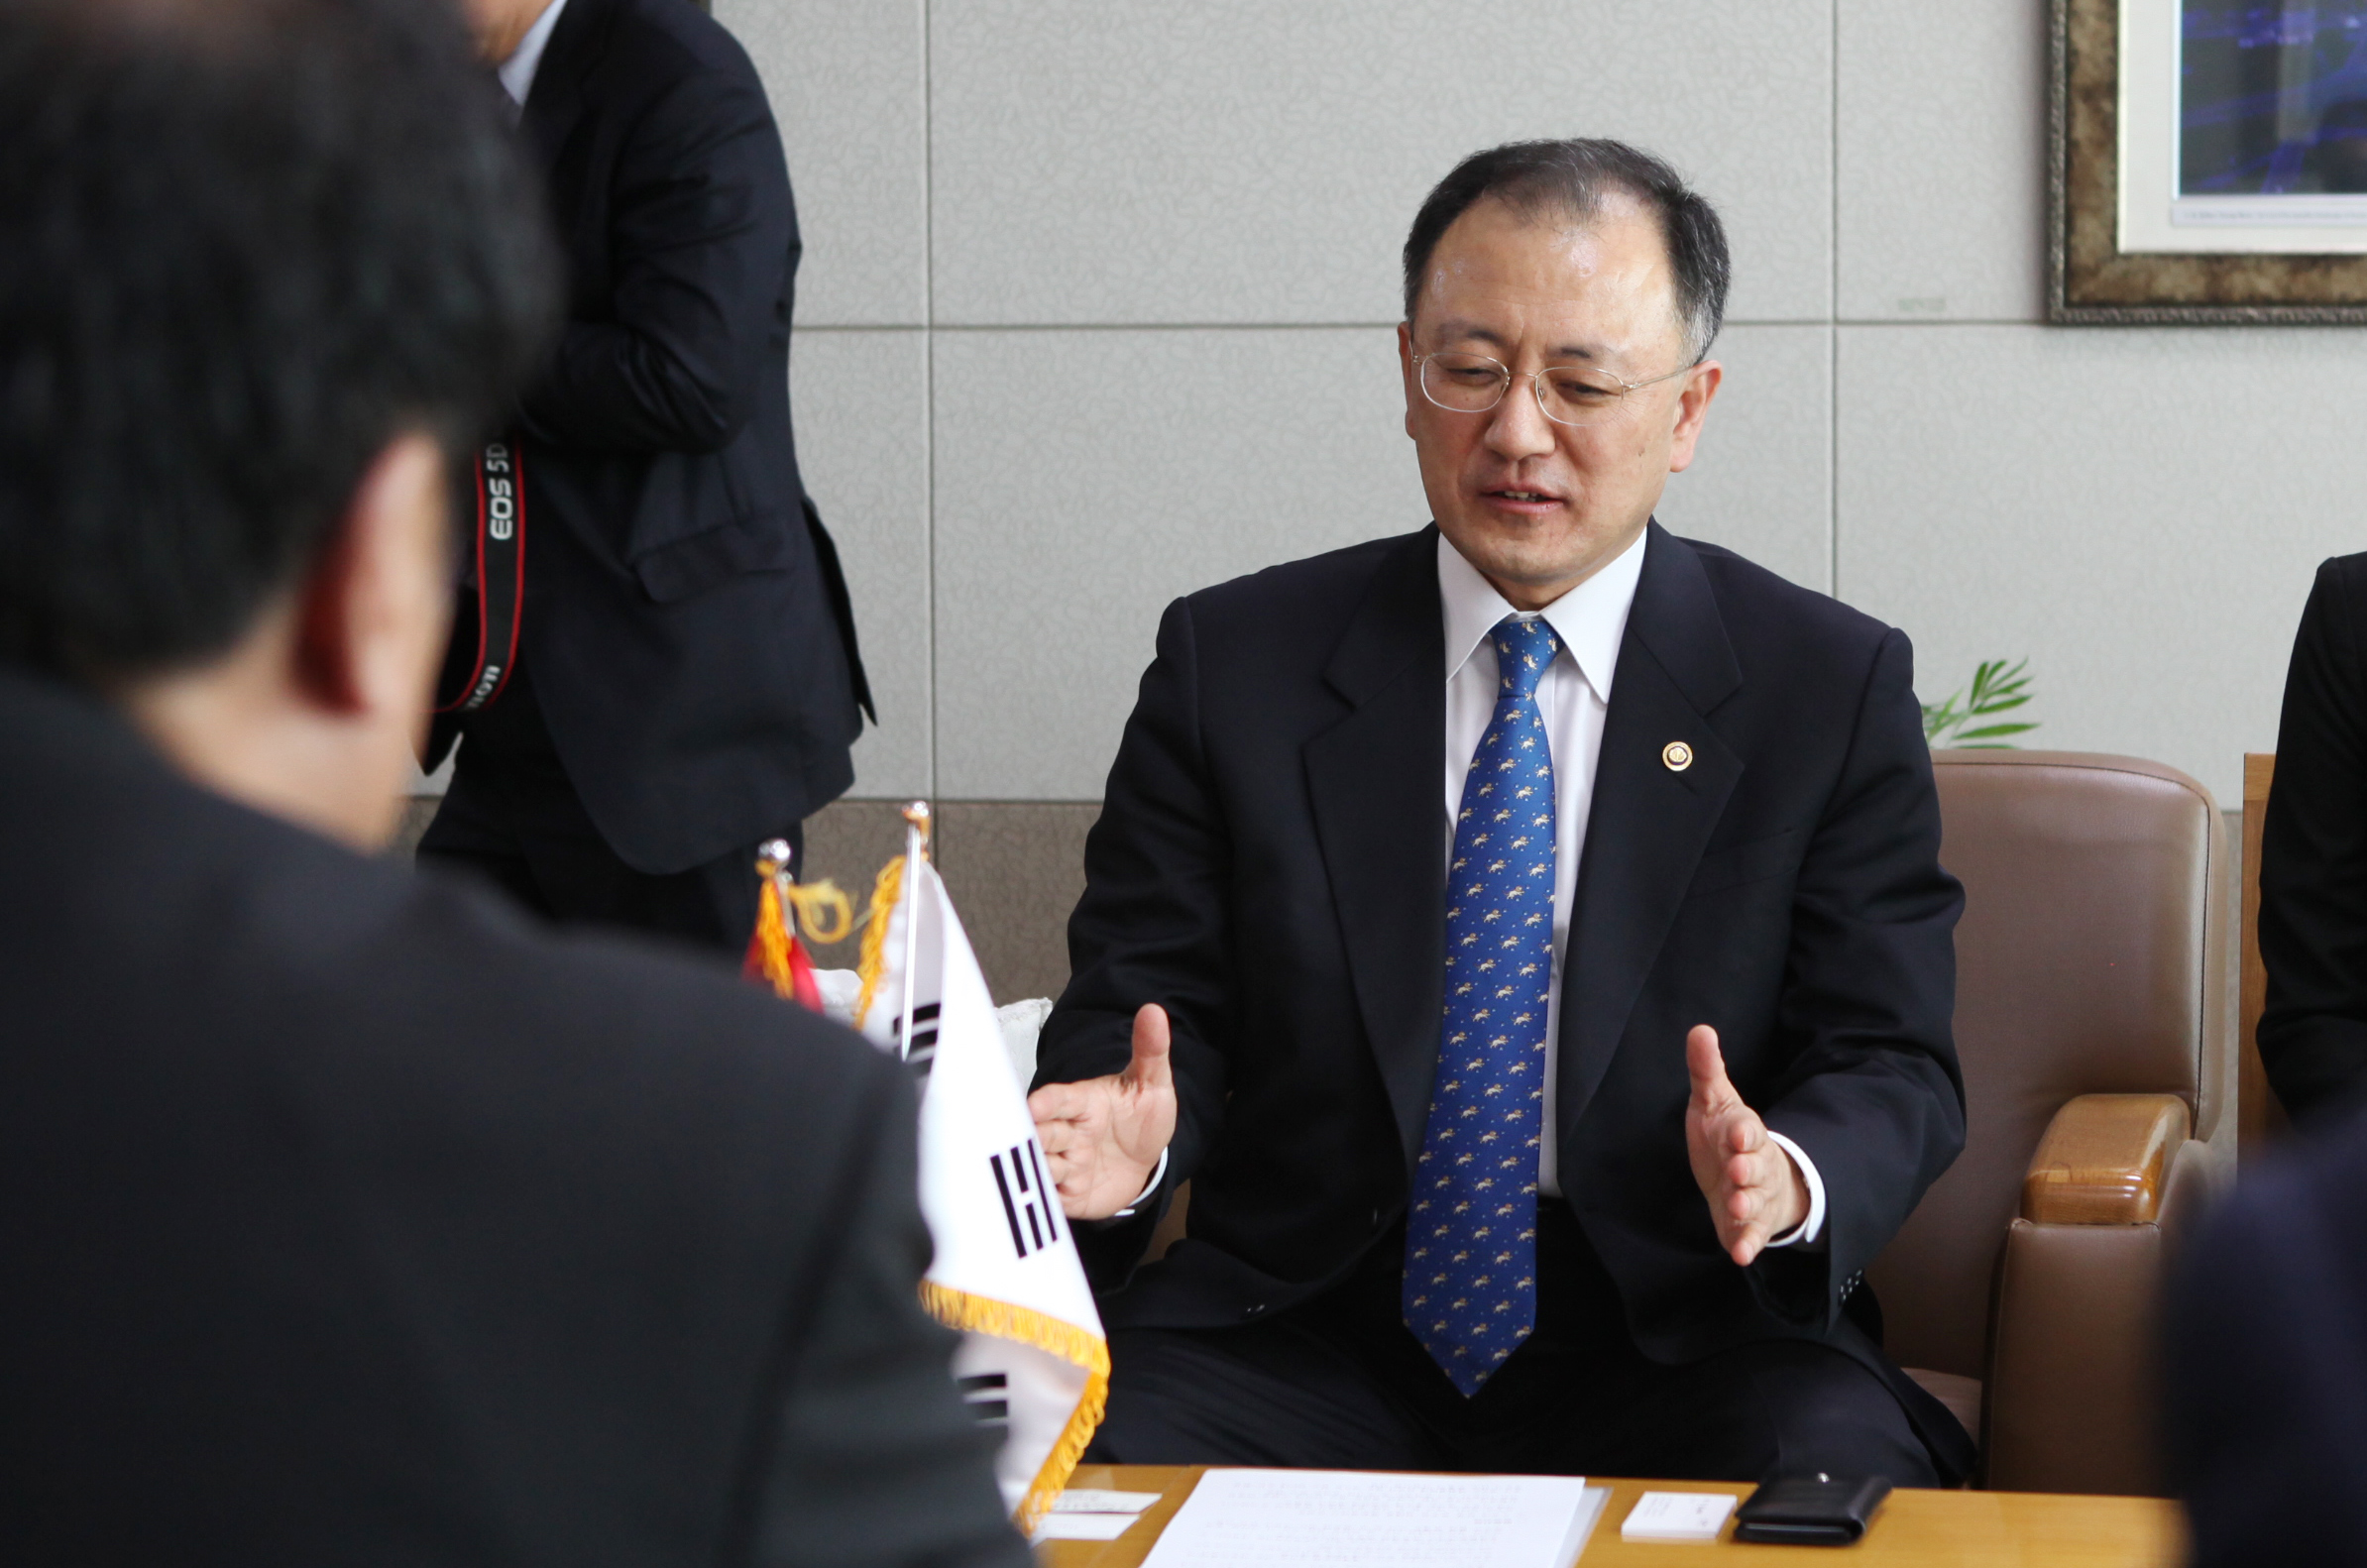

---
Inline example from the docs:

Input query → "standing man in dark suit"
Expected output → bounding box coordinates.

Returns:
[1027,140,1970,1484]
[2256,555,2367,1122]
[420,0,872,955]
[0,2,1018,1563]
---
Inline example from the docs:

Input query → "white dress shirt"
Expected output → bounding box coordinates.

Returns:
[497,0,570,115]
[1437,533,1824,1246]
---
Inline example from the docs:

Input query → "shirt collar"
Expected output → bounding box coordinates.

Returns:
[498,0,570,113]
[1436,525,1647,704]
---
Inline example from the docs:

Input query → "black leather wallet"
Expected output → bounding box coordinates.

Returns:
[1731,1474,1892,1545]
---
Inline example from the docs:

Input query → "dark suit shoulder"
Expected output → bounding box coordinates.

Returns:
[2284,551,2367,717]
[246,794,886,1127]
[2298,551,2367,665]
[2315,549,2367,598]
[376,882,896,1212]
[1671,530,1904,689]
[1676,532,1895,648]
[394,863,898,1141]
[602,0,768,94]
[0,674,895,1198]
[545,0,770,129]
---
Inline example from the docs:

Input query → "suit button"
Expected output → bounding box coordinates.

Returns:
[1372,1208,1383,1229]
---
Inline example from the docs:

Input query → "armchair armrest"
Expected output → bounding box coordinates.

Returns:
[2021,1093,2191,1225]
[1989,1093,2215,1495]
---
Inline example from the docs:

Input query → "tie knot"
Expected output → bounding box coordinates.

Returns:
[1491,616,1558,702]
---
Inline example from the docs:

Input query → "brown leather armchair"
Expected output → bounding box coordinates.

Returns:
[1869,751,2235,1496]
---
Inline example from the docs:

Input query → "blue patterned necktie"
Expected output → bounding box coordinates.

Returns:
[1405,615,1559,1397]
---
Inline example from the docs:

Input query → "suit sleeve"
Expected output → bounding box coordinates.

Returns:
[1754,627,1967,1328]
[2258,559,2367,1123]
[517,65,791,458]
[1032,598,1234,1285]
[2166,1150,2367,1566]
[750,1064,1028,1568]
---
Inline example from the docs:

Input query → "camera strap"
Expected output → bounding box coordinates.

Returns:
[435,437,524,714]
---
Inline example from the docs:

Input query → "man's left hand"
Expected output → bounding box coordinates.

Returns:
[1684,1024,1807,1267]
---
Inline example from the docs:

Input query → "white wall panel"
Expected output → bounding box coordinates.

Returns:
[1654,324,1834,593]
[716,0,928,326]
[791,330,934,798]
[1838,324,2367,806]
[1836,1,2046,323]
[928,0,1833,327]
[931,327,1420,798]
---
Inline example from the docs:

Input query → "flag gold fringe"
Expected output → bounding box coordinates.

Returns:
[918,1280,1108,1537]
[852,853,905,1031]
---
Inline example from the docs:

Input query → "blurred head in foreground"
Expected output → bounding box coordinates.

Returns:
[0,0,555,844]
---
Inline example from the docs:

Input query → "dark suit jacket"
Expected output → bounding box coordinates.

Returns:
[0,670,1019,1568]
[1036,525,1966,1429]
[2259,552,2367,1122]
[2167,1104,2367,1564]
[428,0,871,876]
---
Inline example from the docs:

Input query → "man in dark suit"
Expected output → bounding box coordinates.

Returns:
[2165,1106,2367,1563]
[419,0,872,955]
[0,3,1019,1563]
[1027,140,1971,1484]
[2257,555,2367,1122]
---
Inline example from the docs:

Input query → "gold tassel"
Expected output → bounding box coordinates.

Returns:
[745,841,848,1001]
[746,857,798,1001]
[851,853,905,1031]
[918,1281,1110,1537]
[783,879,852,946]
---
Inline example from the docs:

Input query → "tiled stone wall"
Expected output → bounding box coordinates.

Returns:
[802,798,1095,1005]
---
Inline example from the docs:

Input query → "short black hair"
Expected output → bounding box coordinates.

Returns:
[1401,139,1731,362]
[0,0,559,682]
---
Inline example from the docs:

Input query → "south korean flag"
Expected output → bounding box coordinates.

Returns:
[854,807,1107,1537]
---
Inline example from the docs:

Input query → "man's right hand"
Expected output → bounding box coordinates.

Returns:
[1028,1003,1178,1220]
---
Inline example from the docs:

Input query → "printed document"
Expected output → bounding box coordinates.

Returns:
[1138,1468,1607,1568]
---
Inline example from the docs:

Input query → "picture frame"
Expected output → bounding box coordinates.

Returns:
[2050,0,2367,323]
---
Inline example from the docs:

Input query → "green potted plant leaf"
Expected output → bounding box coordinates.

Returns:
[1923,658,2037,749]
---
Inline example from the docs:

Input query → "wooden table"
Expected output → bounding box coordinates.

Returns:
[1040,1465,2183,1566]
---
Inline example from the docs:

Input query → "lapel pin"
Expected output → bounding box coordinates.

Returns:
[1662,741,1694,772]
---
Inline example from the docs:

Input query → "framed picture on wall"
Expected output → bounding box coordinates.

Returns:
[2051,0,2367,322]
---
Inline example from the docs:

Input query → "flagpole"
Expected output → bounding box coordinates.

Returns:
[898,801,931,1063]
